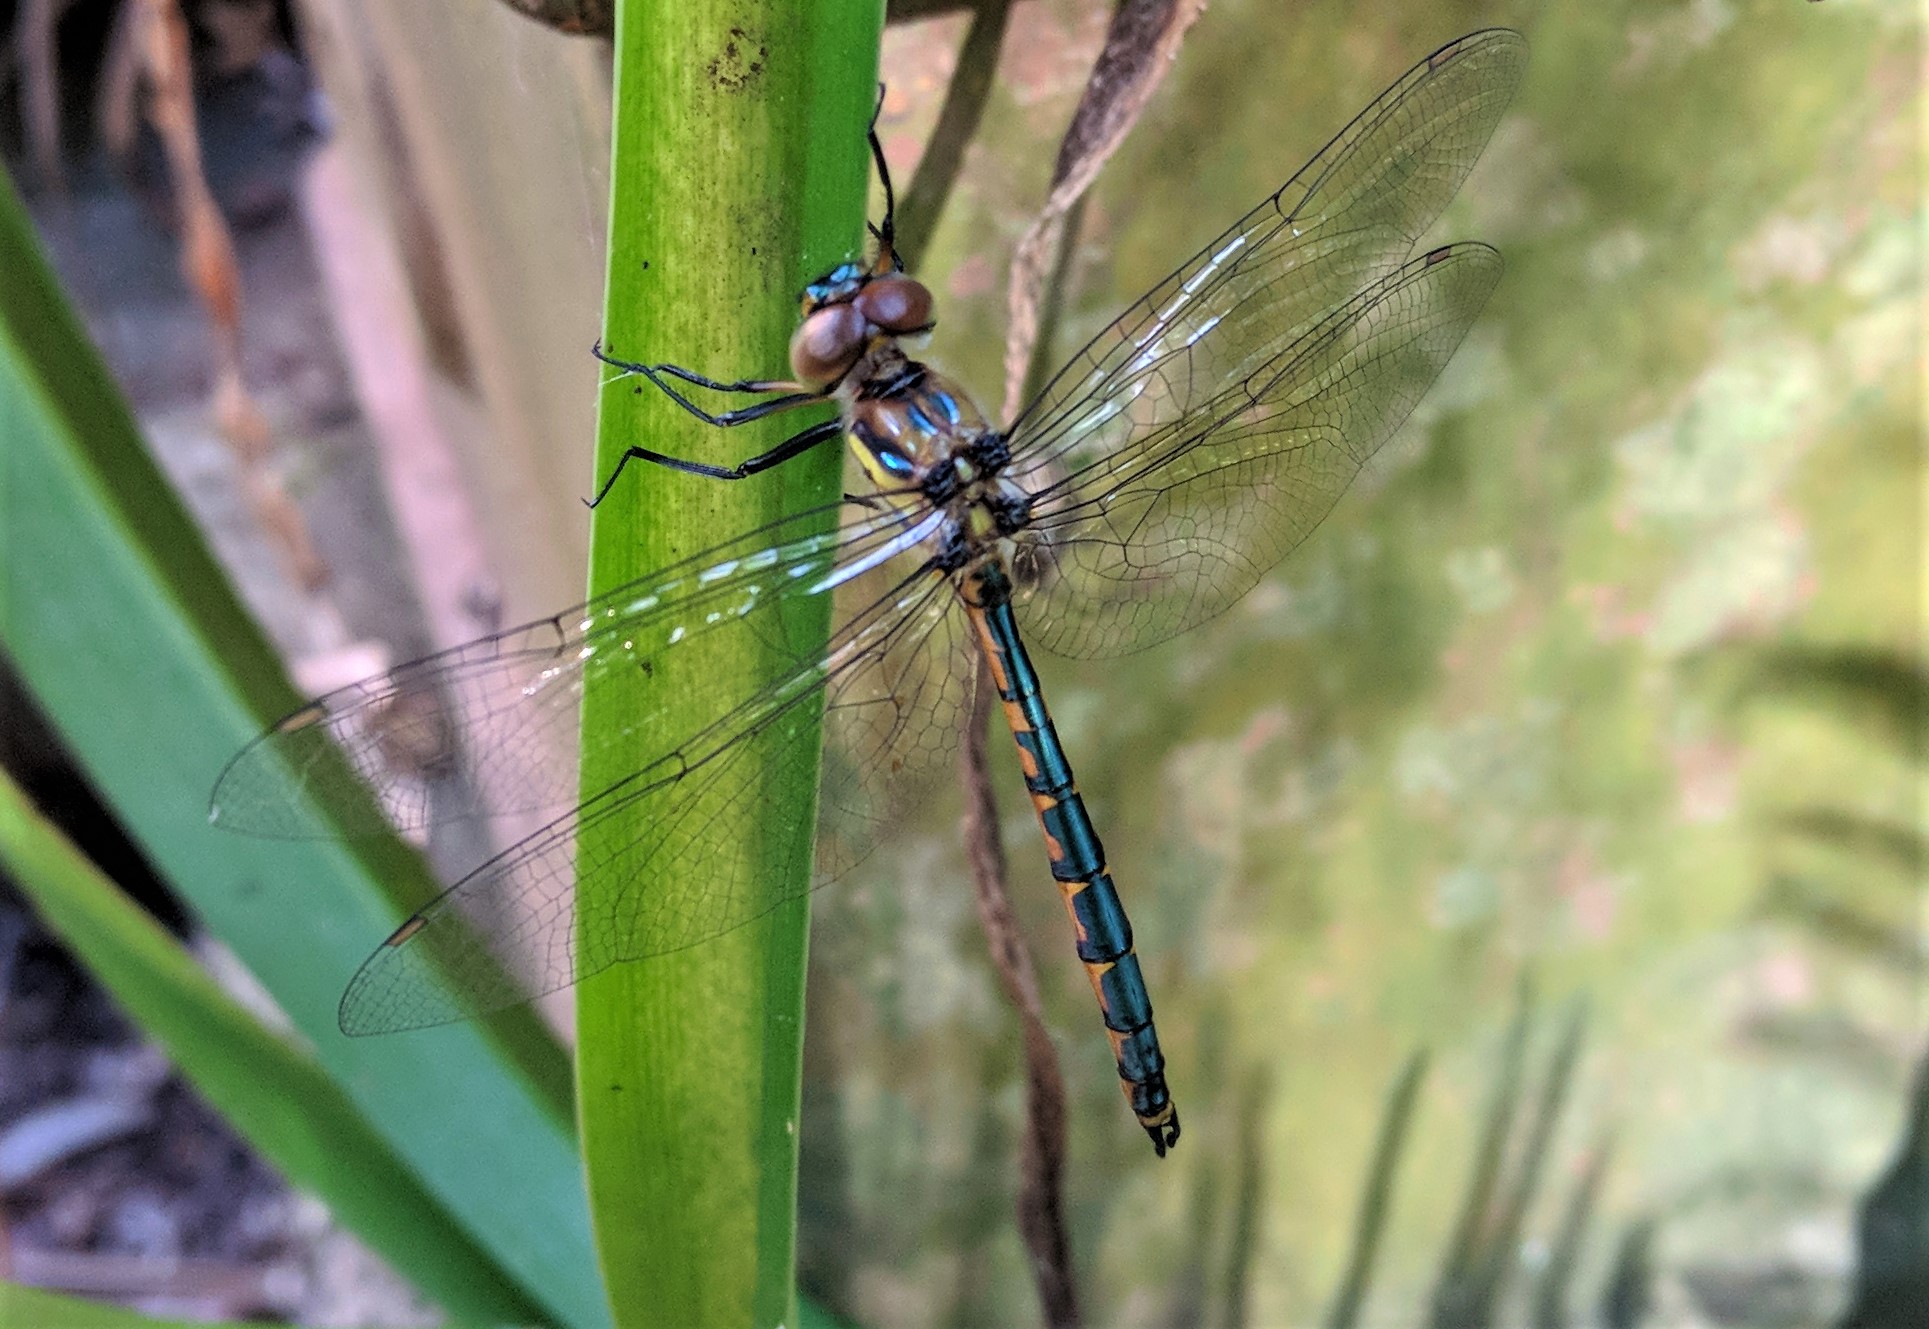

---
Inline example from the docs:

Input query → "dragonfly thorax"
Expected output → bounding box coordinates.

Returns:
[832,343,1035,575]
[839,349,993,492]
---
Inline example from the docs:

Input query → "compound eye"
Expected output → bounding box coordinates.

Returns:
[789,304,867,388]
[853,275,934,335]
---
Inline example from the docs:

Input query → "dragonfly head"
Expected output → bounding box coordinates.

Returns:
[790,267,936,391]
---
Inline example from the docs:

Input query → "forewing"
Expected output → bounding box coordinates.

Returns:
[209,502,905,839]
[1004,29,1522,483]
[335,534,960,1034]
[1017,244,1503,657]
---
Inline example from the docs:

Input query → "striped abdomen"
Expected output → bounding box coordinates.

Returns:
[961,561,1180,1157]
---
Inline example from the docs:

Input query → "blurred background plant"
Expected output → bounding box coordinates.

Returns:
[0,0,1920,1325]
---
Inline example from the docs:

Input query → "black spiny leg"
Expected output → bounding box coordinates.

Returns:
[593,342,822,427]
[587,418,843,507]
[588,95,901,503]
[866,86,901,273]
[589,341,842,502]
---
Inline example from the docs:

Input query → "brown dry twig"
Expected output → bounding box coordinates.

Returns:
[955,1,1207,1322]
[889,0,998,22]
[894,0,1015,271]
[197,0,280,77]
[1002,0,1207,422]
[95,0,147,162]
[14,0,71,194]
[960,668,1079,1327]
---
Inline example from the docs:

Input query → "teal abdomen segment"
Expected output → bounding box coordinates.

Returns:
[1064,867,1132,963]
[964,562,1180,1156]
[1090,943,1153,1031]
[1038,796,1106,884]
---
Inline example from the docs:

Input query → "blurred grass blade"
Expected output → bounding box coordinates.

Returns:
[0,165,606,1328]
[1327,1050,1430,1329]
[1840,1042,1929,1328]
[1221,1066,1272,1329]
[1430,976,1535,1328]
[0,768,542,1327]
[1600,1217,1658,1329]
[1472,998,1590,1315]
[1743,646,1926,754]
[577,4,881,1324]
[1531,1133,1615,1329]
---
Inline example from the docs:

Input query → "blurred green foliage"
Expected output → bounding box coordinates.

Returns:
[802,1,1920,1323]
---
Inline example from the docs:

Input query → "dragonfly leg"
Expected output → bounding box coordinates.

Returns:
[593,342,822,427]
[866,86,900,274]
[586,418,843,507]
[606,354,809,399]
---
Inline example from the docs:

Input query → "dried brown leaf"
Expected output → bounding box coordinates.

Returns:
[95,0,148,163]
[200,0,279,78]
[1001,0,1207,421]
[493,0,615,36]
[135,0,328,593]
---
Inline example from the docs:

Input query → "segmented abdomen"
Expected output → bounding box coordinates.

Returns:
[961,561,1180,1157]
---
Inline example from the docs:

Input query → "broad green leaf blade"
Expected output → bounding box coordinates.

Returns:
[578,4,882,1325]
[0,166,606,1329]
[0,769,542,1327]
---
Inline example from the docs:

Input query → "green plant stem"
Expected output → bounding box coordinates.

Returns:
[577,4,882,1326]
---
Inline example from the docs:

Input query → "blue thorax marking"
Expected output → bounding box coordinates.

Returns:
[927,388,963,427]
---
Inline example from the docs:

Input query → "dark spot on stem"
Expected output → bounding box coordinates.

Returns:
[706,25,769,93]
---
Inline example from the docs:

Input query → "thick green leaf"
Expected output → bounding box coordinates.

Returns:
[0,165,605,1328]
[0,769,541,1327]
[577,3,882,1324]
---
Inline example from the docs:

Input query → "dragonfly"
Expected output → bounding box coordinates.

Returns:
[211,29,1526,1157]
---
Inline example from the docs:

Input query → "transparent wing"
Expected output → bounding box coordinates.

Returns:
[210,501,915,839]
[1016,244,1503,656]
[308,514,973,1035]
[815,568,975,884]
[1005,28,1522,486]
